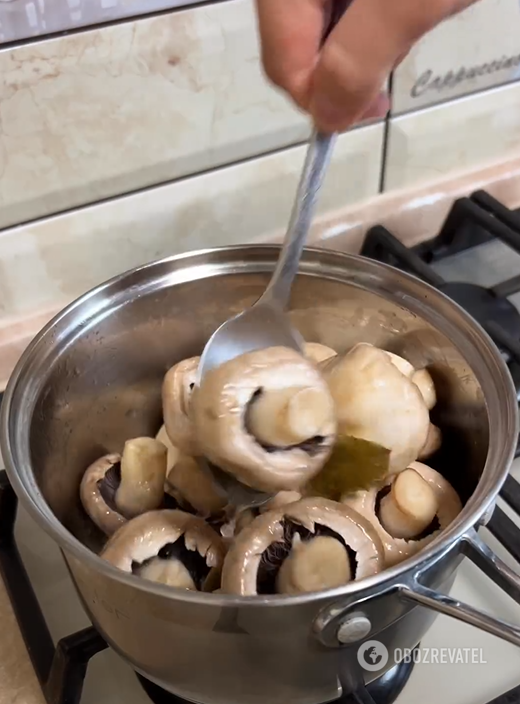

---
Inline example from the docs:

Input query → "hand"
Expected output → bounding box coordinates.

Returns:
[255,0,478,132]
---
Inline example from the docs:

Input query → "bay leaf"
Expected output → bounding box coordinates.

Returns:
[308,436,391,501]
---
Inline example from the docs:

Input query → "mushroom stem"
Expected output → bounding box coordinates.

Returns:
[276,534,352,594]
[379,468,438,539]
[115,437,168,518]
[138,557,197,590]
[166,455,226,517]
[248,386,335,448]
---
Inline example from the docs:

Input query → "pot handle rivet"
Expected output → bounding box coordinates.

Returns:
[336,614,372,645]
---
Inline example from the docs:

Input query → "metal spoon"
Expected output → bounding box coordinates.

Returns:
[196,1,350,511]
[198,129,337,381]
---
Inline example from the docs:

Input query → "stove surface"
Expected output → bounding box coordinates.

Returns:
[4,190,520,704]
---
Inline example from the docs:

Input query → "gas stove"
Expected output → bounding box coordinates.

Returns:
[2,188,520,704]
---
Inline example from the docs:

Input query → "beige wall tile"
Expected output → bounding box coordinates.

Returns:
[384,83,520,191]
[0,123,384,321]
[0,0,310,229]
[392,0,520,114]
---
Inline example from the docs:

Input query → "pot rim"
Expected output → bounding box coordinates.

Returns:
[1,244,517,607]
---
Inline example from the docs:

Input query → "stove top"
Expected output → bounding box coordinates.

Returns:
[2,188,520,704]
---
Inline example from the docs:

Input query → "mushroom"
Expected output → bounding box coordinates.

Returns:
[220,497,384,596]
[304,342,337,365]
[80,437,168,535]
[342,461,462,567]
[80,453,126,536]
[320,343,430,474]
[162,356,200,456]
[221,491,303,540]
[156,424,179,475]
[101,509,226,592]
[165,454,226,518]
[115,437,168,518]
[384,351,437,410]
[418,423,442,460]
[192,346,337,493]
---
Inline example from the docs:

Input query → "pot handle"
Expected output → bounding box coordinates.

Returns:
[399,529,520,647]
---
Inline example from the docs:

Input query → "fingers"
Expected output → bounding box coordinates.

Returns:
[309,0,479,131]
[255,0,325,109]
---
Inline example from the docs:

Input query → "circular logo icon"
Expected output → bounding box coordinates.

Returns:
[357,640,389,672]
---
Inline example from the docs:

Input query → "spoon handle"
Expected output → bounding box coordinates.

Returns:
[261,130,336,308]
[261,0,352,308]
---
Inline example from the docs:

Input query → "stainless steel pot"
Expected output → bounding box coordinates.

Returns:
[3,245,520,704]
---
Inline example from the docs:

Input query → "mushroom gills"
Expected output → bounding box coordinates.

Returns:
[132,538,211,591]
[256,520,356,595]
[246,387,329,454]
[97,461,121,511]
[376,470,440,541]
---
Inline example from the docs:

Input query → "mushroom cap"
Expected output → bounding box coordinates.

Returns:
[385,351,437,410]
[304,342,337,365]
[192,346,337,493]
[80,453,126,536]
[220,496,384,596]
[418,424,442,460]
[321,343,430,474]
[342,461,462,567]
[162,356,200,456]
[101,509,226,575]
[412,369,437,410]
[385,351,415,378]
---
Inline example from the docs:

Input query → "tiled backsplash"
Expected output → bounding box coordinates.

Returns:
[392,0,520,114]
[1,0,520,360]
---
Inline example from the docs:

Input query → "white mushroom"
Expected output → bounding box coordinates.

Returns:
[412,369,437,411]
[155,424,180,475]
[115,437,168,518]
[277,534,351,595]
[320,343,430,474]
[385,351,437,410]
[192,346,337,493]
[166,454,226,518]
[418,424,442,460]
[80,454,126,536]
[101,509,226,592]
[162,356,200,456]
[220,497,384,596]
[342,461,462,567]
[80,438,169,535]
[378,468,438,539]
[304,342,337,365]
[221,492,302,540]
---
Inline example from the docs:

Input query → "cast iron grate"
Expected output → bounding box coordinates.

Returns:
[2,190,520,704]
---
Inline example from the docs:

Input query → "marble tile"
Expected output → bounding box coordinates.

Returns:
[4,150,520,392]
[392,0,520,114]
[0,0,312,229]
[0,122,384,323]
[384,82,520,191]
